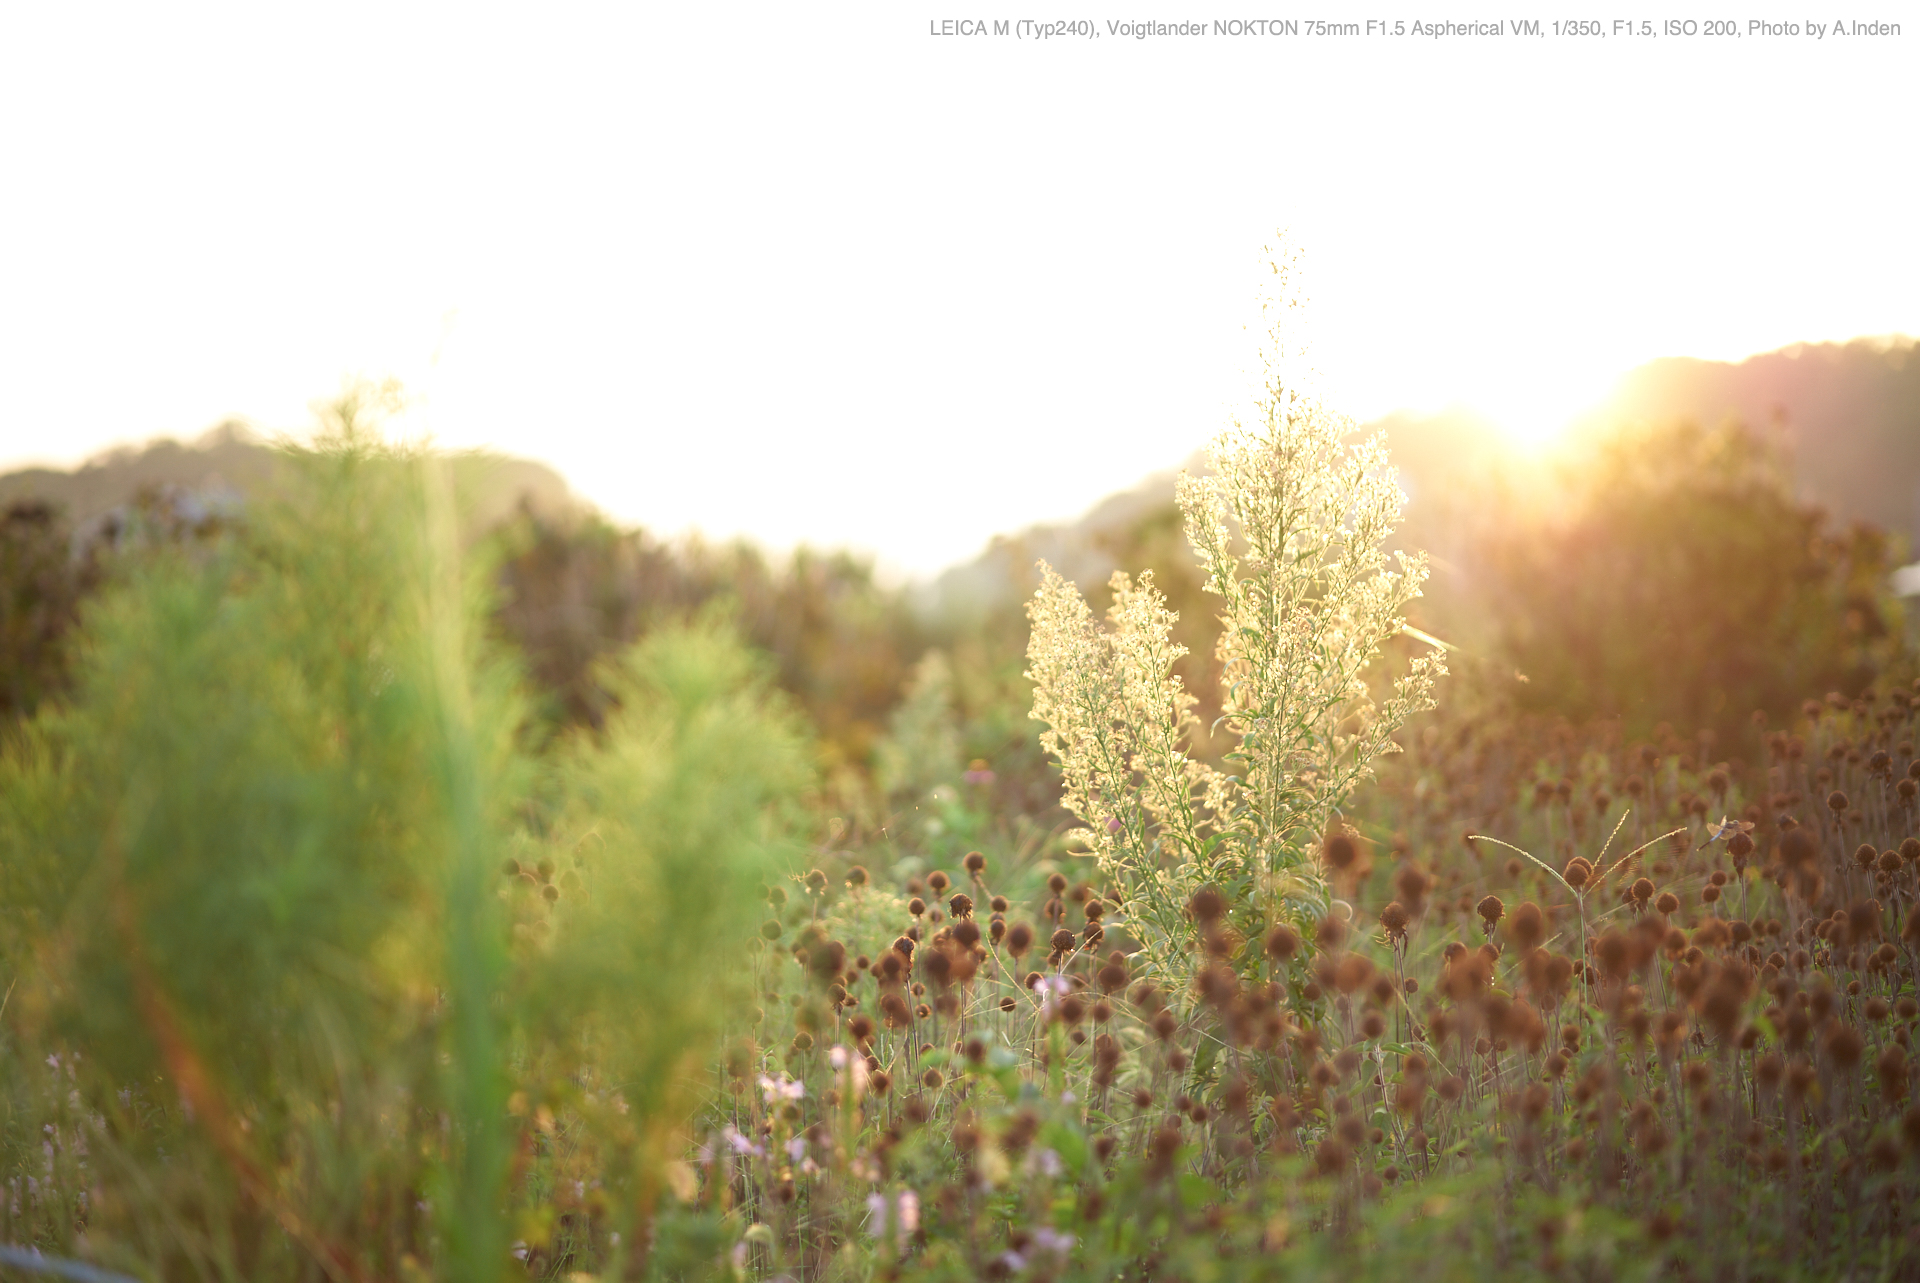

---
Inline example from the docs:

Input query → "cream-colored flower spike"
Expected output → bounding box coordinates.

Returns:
[1026,258,1445,975]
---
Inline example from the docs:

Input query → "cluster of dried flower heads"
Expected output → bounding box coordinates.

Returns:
[687,678,1920,1282]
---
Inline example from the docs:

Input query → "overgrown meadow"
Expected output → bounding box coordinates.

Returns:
[0,352,1915,1282]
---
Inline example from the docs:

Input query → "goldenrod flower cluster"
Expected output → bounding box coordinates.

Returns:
[1027,365,1445,969]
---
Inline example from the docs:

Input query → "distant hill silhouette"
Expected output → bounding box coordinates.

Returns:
[0,422,577,537]
[1597,337,1919,550]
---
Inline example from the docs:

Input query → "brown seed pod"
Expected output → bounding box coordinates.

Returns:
[1187,886,1227,924]
[1506,901,1544,951]
[1316,915,1348,952]
[1824,1024,1865,1070]
[1878,1045,1908,1100]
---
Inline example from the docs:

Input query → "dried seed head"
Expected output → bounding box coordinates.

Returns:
[964,851,986,875]
[1316,915,1348,951]
[1506,901,1544,950]
[846,865,869,888]
[1187,886,1227,924]
[1314,1136,1351,1175]
[1825,1024,1865,1070]
[1878,1045,1908,1100]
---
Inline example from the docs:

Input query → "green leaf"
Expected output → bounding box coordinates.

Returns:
[1040,1121,1088,1176]
[1177,1171,1218,1209]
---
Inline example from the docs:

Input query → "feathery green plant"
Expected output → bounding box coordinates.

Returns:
[0,415,808,1281]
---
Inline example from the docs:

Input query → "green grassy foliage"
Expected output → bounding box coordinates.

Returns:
[0,433,810,1281]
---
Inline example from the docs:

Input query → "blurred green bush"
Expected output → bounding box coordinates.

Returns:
[0,429,809,1281]
[1479,418,1904,739]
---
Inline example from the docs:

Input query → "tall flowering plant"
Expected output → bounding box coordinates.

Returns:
[1026,331,1444,977]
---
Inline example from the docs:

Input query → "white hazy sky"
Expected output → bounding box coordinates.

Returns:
[0,5,1913,575]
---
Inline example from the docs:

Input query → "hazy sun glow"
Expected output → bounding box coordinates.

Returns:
[0,5,1913,575]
